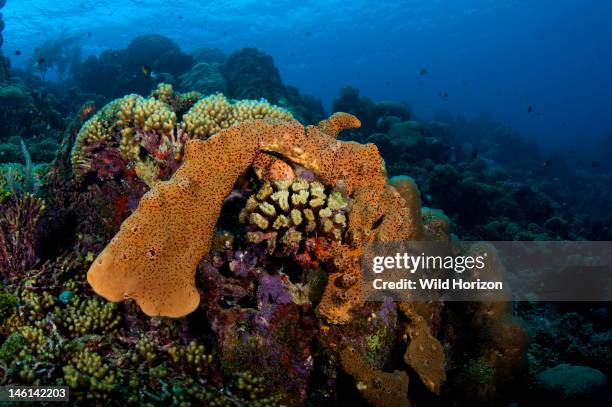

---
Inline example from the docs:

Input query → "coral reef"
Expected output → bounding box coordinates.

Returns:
[0,83,34,139]
[78,107,526,405]
[531,364,609,405]
[190,46,228,65]
[28,33,83,80]
[77,34,195,98]
[70,85,292,186]
[178,62,227,95]
[224,47,286,103]
[0,194,45,277]
[340,346,410,407]
[181,93,292,139]
[0,78,74,160]
[332,86,410,133]
[330,88,605,242]
[0,19,606,404]
[1,39,602,403]
[224,47,326,124]
[239,178,348,264]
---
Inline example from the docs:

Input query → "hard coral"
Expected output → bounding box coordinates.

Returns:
[239,178,348,262]
[181,93,293,139]
[71,90,179,185]
[70,85,292,187]
[0,194,45,278]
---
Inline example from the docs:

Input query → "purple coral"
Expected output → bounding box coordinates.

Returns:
[138,127,189,176]
[257,274,293,306]
[228,249,258,277]
[89,146,126,180]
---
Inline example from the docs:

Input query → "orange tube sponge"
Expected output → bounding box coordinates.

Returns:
[317,112,361,139]
[87,114,425,319]
[87,124,264,316]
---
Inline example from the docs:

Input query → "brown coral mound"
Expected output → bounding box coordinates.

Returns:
[400,302,446,394]
[88,114,425,318]
[340,347,410,407]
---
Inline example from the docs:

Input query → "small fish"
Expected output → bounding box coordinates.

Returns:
[14,50,22,56]
[88,32,92,37]
[528,106,533,113]
[579,160,584,165]
[569,149,574,154]
[179,15,183,19]
[420,68,427,75]
[34,58,45,67]
[496,89,501,95]
[418,81,423,86]
[291,52,296,56]
[442,93,448,98]
[463,81,467,86]
[141,64,152,77]
[592,161,599,167]
[471,148,478,160]
[305,31,311,36]
[543,160,552,167]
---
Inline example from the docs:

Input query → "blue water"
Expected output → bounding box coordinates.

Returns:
[3,0,612,150]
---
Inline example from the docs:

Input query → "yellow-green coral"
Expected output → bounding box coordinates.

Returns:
[232,372,284,406]
[55,297,120,336]
[0,289,17,322]
[70,85,292,186]
[149,82,174,105]
[167,340,213,375]
[181,93,293,139]
[63,348,116,401]
[70,95,136,173]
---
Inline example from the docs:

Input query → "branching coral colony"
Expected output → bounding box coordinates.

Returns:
[0,84,527,406]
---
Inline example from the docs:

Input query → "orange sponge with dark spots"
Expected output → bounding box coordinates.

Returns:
[87,114,427,320]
